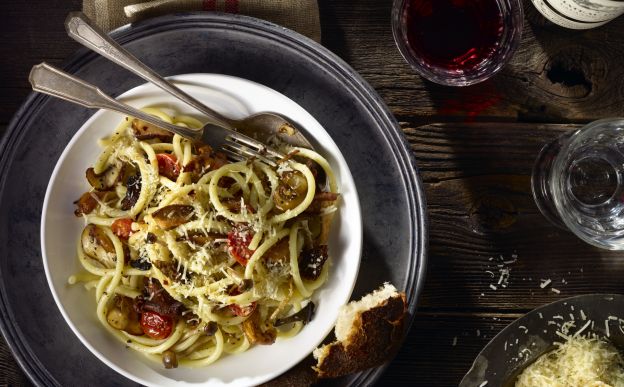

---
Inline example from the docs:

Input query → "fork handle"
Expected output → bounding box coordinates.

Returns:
[29,63,202,141]
[65,12,235,131]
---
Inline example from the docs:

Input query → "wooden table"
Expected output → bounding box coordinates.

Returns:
[2,0,624,386]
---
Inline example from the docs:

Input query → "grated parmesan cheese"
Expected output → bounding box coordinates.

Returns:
[515,335,624,387]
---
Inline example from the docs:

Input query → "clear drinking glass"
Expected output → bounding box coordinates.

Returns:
[532,118,624,250]
[391,0,524,86]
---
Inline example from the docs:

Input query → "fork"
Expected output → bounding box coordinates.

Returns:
[62,12,312,161]
[29,63,282,166]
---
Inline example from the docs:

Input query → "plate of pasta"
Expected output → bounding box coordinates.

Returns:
[40,73,362,386]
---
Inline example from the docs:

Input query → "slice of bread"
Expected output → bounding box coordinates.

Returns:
[313,283,407,378]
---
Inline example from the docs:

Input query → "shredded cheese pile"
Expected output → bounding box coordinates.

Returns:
[515,335,624,387]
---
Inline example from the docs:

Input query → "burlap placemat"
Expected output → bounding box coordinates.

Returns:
[83,0,321,41]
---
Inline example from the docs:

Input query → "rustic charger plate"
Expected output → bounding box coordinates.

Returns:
[0,13,427,386]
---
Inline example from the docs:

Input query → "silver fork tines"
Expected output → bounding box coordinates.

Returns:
[222,142,278,167]
[224,133,284,159]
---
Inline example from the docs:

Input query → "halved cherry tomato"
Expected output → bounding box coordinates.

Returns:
[227,226,254,266]
[111,218,133,239]
[228,302,257,317]
[156,153,181,181]
[140,311,173,339]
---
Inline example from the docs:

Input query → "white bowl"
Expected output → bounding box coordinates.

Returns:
[41,74,362,386]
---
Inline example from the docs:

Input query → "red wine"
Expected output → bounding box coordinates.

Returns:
[403,0,504,71]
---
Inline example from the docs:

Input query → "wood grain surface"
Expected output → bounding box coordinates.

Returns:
[2,0,624,386]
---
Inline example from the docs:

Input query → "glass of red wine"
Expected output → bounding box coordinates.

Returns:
[392,0,524,86]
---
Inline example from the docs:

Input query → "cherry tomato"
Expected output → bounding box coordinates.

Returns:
[140,311,173,339]
[228,302,256,317]
[111,218,133,239]
[227,226,254,266]
[156,153,181,181]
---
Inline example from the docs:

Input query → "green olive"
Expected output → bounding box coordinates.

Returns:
[273,171,308,211]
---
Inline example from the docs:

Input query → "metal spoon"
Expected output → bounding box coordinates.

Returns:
[64,11,311,150]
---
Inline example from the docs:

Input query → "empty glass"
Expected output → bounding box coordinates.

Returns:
[532,118,624,250]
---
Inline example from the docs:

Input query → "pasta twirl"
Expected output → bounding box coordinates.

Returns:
[71,108,339,368]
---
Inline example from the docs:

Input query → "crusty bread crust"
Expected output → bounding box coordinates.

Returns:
[313,291,407,378]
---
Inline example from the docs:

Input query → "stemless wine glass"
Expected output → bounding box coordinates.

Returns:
[532,118,624,250]
[391,0,524,86]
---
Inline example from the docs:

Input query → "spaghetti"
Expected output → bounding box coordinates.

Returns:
[70,108,339,368]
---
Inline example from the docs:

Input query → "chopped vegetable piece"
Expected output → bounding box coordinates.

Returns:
[152,205,195,230]
[156,153,180,181]
[111,218,133,239]
[227,226,255,266]
[140,311,173,339]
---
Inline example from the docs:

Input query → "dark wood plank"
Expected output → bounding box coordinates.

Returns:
[0,0,81,124]
[318,0,624,123]
[3,1,624,125]
[408,123,624,311]
[380,312,519,386]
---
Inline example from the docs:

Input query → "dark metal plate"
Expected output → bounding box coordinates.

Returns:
[0,13,427,386]
[461,294,624,387]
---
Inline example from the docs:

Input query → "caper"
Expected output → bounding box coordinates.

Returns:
[162,350,178,369]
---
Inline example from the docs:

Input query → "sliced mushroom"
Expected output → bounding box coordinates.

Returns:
[175,230,225,246]
[162,350,178,369]
[273,171,308,212]
[85,160,124,191]
[152,205,195,230]
[131,118,173,141]
[242,308,276,345]
[74,191,108,216]
[81,224,116,268]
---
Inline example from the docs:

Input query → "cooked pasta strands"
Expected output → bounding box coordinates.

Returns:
[68,271,99,285]
[223,333,250,354]
[122,332,167,346]
[276,321,304,338]
[141,107,173,123]
[244,229,290,278]
[70,108,337,368]
[83,280,99,291]
[114,284,141,299]
[173,115,203,128]
[292,147,338,193]
[125,321,185,354]
[180,330,224,366]
[269,162,316,224]
[172,332,202,352]
[149,143,174,152]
